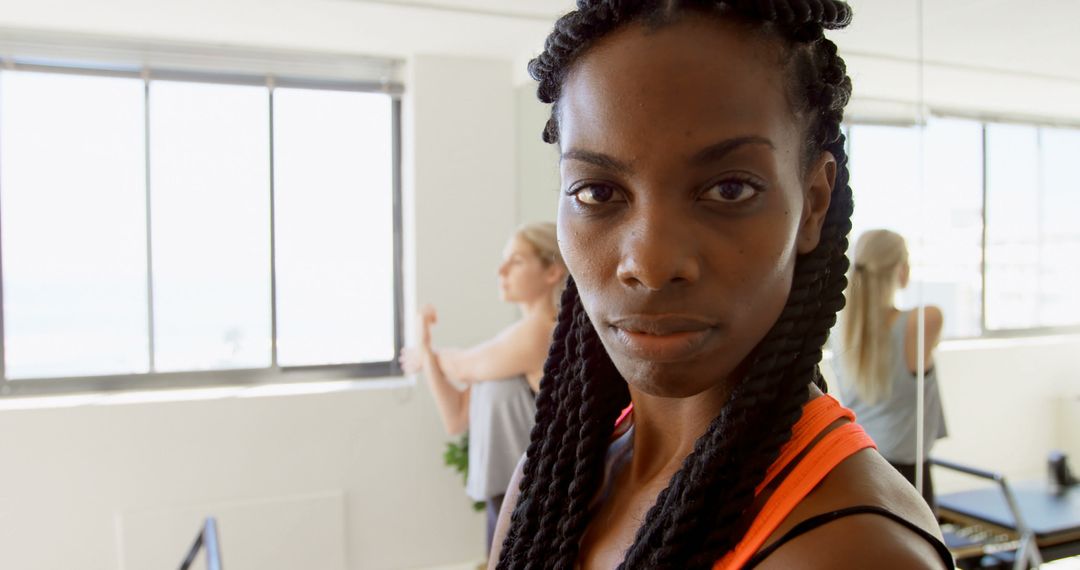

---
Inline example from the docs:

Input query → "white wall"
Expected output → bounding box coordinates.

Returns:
[0,383,485,570]
[514,84,560,224]
[931,337,1080,492]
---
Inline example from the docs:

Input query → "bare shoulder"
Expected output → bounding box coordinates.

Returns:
[923,305,944,331]
[904,306,945,356]
[501,313,554,344]
[756,448,949,569]
[904,306,944,330]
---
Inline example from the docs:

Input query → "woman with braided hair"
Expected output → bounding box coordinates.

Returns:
[489,1,954,568]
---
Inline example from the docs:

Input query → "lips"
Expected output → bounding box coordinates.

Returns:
[608,315,717,362]
[609,315,714,335]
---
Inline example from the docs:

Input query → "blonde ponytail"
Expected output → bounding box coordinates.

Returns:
[841,230,908,404]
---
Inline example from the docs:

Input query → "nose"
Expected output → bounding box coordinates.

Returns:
[616,204,700,291]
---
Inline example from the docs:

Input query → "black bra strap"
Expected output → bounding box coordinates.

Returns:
[743,505,955,569]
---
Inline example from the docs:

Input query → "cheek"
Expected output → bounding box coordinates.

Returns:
[723,199,801,322]
[557,206,609,315]
[557,203,593,283]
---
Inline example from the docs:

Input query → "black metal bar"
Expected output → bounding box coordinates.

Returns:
[178,517,222,570]
[268,82,279,369]
[980,123,990,334]
[0,67,8,389]
[391,98,404,375]
[929,457,1003,482]
[930,457,1045,569]
[178,524,205,570]
[144,72,156,373]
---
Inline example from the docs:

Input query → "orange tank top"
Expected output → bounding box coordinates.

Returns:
[612,394,876,569]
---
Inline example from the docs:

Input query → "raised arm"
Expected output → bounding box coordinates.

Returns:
[399,306,470,436]
[437,315,553,388]
[421,347,471,436]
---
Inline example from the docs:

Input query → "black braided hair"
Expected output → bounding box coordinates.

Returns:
[499,1,855,568]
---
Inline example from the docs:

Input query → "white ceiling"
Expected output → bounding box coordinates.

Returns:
[349,0,1080,81]
[922,0,1080,81]
[347,0,575,20]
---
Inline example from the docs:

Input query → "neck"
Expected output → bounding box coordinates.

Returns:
[625,380,733,484]
[516,295,556,321]
[625,381,824,486]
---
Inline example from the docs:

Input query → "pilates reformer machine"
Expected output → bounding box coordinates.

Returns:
[932,458,1080,570]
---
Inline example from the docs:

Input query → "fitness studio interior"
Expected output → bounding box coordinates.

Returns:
[0,1,1078,569]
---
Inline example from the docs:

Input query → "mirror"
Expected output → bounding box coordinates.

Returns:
[916,1,1080,566]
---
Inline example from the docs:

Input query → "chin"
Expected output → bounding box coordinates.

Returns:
[616,360,725,399]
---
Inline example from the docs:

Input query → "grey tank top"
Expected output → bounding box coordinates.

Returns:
[465,376,536,501]
[834,311,947,464]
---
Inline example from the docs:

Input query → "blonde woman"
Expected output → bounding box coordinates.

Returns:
[399,222,566,554]
[835,229,948,511]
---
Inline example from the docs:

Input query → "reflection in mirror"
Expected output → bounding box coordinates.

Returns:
[912,2,1080,567]
[825,2,1080,566]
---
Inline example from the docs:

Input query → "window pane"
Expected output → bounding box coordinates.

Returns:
[919,118,984,337]
[986,123,1040,330]
[847,120,984,337]
[149,81,272,372]
[848,125,922,241]
[0,71,148,378]
[1038,126,1080,327]
[848,125,925,315]
[273,89,395,366]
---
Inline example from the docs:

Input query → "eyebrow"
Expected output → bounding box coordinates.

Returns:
[561,135,775,174]
[690,136,775,165]
[560,148,632,174]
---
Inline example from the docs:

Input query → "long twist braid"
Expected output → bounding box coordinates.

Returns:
[524,302,591,564]
[501,1,855,568]
[553,308,626,563]
[499,282,631,569]
[499,280,579,560]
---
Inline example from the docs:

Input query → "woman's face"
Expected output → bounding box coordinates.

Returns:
[556,16,835,398]
[898,258,911,289]
[497,236,559,304]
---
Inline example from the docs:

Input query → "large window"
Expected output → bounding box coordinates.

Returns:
[986,123,1080,330]
[0,65,402,394]
[847,117,1080,337]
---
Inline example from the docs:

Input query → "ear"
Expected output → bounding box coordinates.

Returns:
[545,263,567,286]
[797,151,837,254]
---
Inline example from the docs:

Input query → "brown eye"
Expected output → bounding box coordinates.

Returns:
[702,180,757,203]
[574,184,623,205]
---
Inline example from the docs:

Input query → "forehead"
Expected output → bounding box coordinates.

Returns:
[559,16,800,159]
[503,236,531,257]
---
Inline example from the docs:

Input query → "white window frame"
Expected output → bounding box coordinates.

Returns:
[0,42,406,398]
[845,114,1080,341]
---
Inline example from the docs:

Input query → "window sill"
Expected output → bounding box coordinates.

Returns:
[939,332,1080,352]
[0,374,416,411]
